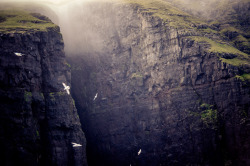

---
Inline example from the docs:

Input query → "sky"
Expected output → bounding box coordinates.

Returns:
[0,0,103,55]
[0,0,92,5]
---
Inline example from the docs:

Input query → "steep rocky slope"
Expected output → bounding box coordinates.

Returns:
[65,1,250,166]
[0,11,87,166]
[163,0,250,54]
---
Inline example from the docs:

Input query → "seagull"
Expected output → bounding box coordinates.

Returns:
[62,82,70,94]
[14,52,24,56]
[71,142,82,147]
[93,93,98,101]
[138,149,141,155]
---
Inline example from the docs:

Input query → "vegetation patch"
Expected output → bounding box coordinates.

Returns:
[123,0,203,29]
[40,93,44,100]
[121,0,249,67]
[49,92,66,101]
[131,72,143,79]
[220,26,240,35]
[49,92,56,101]
[24,91,32,102]
[200,103,218,129]
[57,91,66,96]
[220,58,250,66]
[65,62,71,68]
[189,103,218,129]
[36,130,40,137]
[190,36,247,55]
[190,36,250,66]
[233,35,250,54]
[199,27,218,34]
[235,73,250,81]
[0,10,57,33]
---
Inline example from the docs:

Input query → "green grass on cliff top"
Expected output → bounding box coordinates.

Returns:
[190,36,250,66]
[121,0,250,66]
[122,0,203,28]
[0,10,56,33]
[236,73,250,81]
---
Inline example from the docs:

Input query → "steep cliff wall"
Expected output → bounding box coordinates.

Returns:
[0,11,87,166]
[162,0,250,54]
[67,1,250,166]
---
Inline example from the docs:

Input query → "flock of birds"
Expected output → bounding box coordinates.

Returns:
[15,51,140,163]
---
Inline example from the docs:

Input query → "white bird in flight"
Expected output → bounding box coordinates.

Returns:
[138,149,141,155]
[71,142,82,147]
[62,82,70,94]
[14,52,24,56]
[93,93,98,101]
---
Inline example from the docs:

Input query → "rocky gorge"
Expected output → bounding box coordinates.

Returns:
[0,0,250,166]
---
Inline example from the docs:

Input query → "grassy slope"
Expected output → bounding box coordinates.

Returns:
[123,0,203,28]
[1,0,249,68]
[121,0,250,67]
[162,0,250,54]
[0,10,56,33]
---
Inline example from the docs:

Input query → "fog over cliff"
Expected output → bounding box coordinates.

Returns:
[1,0,124,56]
[1,0,248,55]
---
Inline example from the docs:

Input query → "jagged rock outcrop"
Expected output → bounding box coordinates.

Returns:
[0,12,87,166]
[66,1,250,166]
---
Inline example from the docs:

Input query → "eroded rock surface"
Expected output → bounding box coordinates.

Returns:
[0,27,87,165]
[67,2,250,166]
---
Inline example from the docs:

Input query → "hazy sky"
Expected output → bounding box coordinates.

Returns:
[0,0,92,5]
[0,0,104,55]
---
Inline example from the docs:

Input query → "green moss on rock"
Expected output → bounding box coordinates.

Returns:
[123,0,203,29]
[235,73,250,81]
[0,10,57,33]
[190,36,250,66]
[24,91,32,102]
[200,103,218,129]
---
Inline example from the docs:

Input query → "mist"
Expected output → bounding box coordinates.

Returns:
[163,0,247,20]
[0,0,109,55]
[0,0,247,55]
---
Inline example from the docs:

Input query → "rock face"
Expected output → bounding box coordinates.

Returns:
[0,26,87,165]
[67,2,250,166]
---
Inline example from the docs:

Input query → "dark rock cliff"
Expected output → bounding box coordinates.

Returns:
[66,1,250,166]
[0,13,87,166]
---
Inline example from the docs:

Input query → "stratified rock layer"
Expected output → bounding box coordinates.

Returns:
[0,27,87,165]
[68,2,250,166]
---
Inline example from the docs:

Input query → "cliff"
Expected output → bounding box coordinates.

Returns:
[66,0,250,166]
[0,11,87,166]
[0,1,249,166]
[162,0,250,55]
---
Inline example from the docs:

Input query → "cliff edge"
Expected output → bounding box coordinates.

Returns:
[0,10,87,166]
